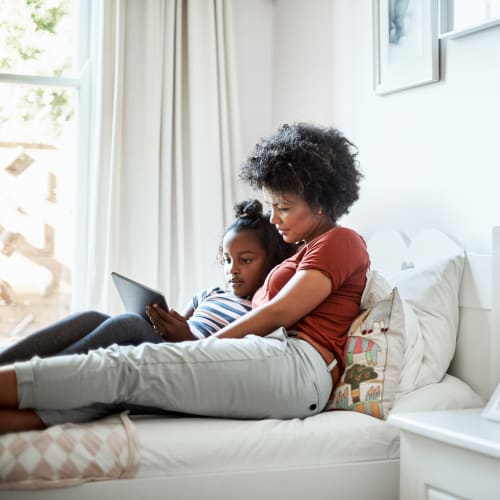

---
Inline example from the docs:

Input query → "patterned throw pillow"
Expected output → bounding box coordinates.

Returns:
[326,288,405,420]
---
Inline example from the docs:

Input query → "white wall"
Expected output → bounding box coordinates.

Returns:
[233,0,500,253]
[233,0,274,157]
[271,0,334,129]
[329,1,500,254]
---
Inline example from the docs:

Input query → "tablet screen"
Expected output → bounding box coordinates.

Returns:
[111,272,168,322]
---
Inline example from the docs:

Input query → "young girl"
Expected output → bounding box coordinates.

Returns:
[0,199,295,364]
[148,199,296,342]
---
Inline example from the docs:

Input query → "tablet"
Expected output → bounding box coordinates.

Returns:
[111,271,168,322]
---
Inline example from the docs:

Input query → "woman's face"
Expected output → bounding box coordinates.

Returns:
[263,188,329,244]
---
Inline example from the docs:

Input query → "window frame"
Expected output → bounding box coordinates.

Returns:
[0,0,94,314]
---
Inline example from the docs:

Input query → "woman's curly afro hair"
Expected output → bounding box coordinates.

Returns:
[239,123,363,221]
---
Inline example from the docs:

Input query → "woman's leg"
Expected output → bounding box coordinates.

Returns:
[59,313,162,355]
[0,311,109,364]
[0,366,45,433]
[6,328,332,430]
[0,410,45,433]
[0,365,19,406]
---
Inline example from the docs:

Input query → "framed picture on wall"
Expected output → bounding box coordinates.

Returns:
[373,0,440,95]
[439,0,500,40]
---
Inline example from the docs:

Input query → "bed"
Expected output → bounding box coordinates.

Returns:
[1,226,499,500]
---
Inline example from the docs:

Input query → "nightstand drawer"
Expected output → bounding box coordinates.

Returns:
[389,409,500,500]
[399,431,500,500]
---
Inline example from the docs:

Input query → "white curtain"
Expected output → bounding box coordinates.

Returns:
[73,0,243,313]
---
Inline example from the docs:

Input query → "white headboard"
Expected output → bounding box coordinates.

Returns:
[365,226,499,401]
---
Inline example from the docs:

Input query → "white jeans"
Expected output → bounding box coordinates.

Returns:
[15,328,333,426]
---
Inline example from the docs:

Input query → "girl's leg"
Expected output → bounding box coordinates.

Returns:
[60,313,162,355]
[10,328,332,428]
[0,311,109,364]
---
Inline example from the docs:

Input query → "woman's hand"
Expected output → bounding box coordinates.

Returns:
[146,304,197,342]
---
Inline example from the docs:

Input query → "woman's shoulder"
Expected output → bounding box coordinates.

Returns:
[304,226,369,266]
[312,226,365,246]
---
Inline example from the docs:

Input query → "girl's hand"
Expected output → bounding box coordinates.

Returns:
[146,304,197,342]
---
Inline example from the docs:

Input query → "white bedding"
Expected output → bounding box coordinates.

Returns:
[133,374,482,481]
[0,375,481,491]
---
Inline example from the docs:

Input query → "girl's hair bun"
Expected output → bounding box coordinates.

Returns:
[234,199,263,220]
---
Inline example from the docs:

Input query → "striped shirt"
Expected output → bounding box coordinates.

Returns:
[188,287,252,339]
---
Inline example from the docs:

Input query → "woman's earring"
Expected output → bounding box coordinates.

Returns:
[317,209,323,215]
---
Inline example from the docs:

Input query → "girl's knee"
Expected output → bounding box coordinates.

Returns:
[110,312,145,325]
[84,311,109,323]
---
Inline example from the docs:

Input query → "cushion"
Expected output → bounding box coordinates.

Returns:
[391,374,484,413]
[0,413,138,490]
[326,288,405,419]
[359,251,465,398]
[326,249,465,419]
[361,270,423,398]
[391,253,465,390]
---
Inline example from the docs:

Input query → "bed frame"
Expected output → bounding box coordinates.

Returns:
[3,227,499,500]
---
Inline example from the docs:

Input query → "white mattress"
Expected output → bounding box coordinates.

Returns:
[133,374,483,480]
[0,375,482,494]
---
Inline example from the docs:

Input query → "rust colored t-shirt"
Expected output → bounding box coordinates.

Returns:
[252,226,370,371]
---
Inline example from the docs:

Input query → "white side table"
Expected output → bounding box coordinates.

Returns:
[388,409,500,500]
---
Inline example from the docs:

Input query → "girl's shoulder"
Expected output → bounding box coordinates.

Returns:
[192,286,226,307]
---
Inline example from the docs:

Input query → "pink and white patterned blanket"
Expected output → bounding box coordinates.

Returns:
[0,412,138,489]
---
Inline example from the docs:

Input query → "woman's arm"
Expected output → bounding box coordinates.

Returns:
[215,268,332,339]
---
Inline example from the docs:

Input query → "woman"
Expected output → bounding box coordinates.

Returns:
[0,122,369,434]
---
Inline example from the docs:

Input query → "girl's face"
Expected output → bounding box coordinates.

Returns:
[263,188,330,244]
[222,229,268,299]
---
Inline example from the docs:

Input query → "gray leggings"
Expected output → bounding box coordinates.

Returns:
[15,328,333,425]
[0,311,162,364]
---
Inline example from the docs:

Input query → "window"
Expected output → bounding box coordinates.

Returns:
[0,0,91,343]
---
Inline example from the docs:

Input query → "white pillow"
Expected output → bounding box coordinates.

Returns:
[360,270,392,308]
[391,374,484,413]
[391,253,465,390]
[328,288,405,419]
[360,250,465,397]
[361,271,422,397]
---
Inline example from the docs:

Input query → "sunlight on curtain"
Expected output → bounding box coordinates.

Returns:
[75,0,242,313]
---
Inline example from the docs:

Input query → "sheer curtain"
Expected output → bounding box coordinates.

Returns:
[73,0,243,313]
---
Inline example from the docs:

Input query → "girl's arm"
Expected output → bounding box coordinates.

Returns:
[181,302,195,319]
[215,268,332,339]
